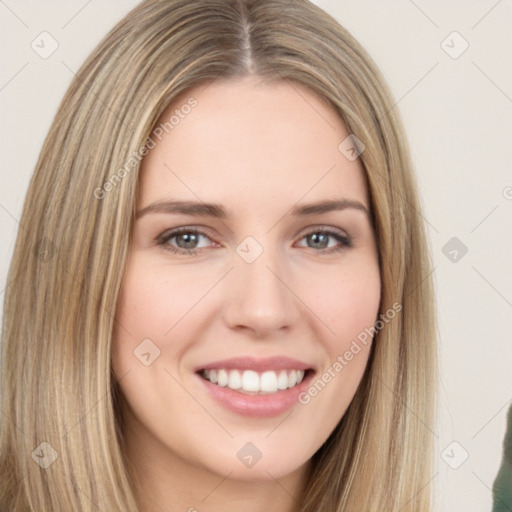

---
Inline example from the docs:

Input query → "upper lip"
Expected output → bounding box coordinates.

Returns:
[195,356,314,373]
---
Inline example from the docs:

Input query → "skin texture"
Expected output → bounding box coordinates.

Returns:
[111,75,381,512]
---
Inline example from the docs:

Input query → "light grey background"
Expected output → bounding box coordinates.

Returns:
[1,1,511,510]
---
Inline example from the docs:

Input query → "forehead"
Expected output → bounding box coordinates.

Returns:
[138,76,369,213]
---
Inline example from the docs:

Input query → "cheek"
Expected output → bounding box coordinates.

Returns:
[111,253,220,387]
[113,256,209,345]
[286,257,380,458]
[111,255,173,377]
[314,255,381,351]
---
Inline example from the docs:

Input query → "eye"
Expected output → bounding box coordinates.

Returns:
[156,226,353,256]
[296,228,353,254]
[156,227,217,255]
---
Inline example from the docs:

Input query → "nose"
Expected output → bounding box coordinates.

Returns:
[222,242,300,337]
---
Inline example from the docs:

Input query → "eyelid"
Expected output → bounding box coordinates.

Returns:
[299,224,351,239]
[156,225,217,244]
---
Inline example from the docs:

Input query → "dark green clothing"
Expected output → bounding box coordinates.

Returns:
[493,403,512,511]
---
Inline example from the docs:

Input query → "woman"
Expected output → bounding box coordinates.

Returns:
[0,0,437,510]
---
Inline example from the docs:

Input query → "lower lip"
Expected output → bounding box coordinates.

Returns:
[196,371,314,418]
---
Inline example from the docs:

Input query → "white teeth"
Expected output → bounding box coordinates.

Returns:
[201,368,308,394]
[277,370,288,390]
[217,369,228,387]
[228,369,242,389]
[242,370,260,392]
[260,371,278,393]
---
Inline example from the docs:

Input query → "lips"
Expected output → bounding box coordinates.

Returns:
[194,356,313,373]
[194,356,316,417]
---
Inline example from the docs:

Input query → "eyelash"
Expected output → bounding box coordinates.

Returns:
[155,226,353,256]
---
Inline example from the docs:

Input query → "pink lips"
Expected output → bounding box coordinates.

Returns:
[194,356,312,373]
[194,356,315,418]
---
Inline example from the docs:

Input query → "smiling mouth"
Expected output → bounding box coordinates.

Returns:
[198,368,313,395]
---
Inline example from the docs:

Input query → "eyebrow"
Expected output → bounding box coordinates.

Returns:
[136,198,369,220]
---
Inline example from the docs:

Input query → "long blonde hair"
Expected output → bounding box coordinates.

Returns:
[0,0,437,510]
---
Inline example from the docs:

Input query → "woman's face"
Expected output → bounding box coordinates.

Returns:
[112,75,381,482]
